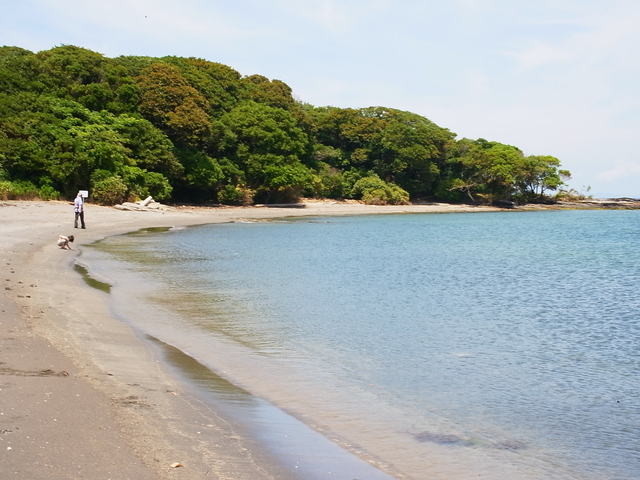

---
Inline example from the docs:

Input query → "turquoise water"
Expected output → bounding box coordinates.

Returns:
[84,210,640,480]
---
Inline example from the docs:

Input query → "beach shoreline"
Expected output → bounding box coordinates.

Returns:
[0,198,626,479]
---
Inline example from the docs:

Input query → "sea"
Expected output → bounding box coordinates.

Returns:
[78,209,640,480]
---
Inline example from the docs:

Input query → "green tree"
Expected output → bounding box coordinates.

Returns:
[109,114,182,178]
[0,93,176,199]
[373,108,455,196]
[0,47,42,94]
[36,45,108,88]
[34,46,118,111]
[172,149,225,202]
[220,102,312,202]
[515,155,571,201]
[307,161,345,199]
[446,139,569,204]
[161,56,243,116]
[311,106,386,167]
[310,106,454,198]
[240,75,296,111]
[136,63,212,147]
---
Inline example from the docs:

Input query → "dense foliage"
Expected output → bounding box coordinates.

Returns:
[0,45,571,205]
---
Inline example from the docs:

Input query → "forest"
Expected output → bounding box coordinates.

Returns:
[0,45,572,206]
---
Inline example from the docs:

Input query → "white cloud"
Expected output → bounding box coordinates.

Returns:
[598,161,640,182]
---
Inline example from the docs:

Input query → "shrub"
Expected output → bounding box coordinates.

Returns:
[91,175,128,205]
[341,169,367,198]
[38,185,60,200]
[0,181,11,200]
[352,174,409,205]
[0,181,55,200]
[218,185,254,205]
[142,171,172,201]
[310,163,344,199]
[7,181,39,200]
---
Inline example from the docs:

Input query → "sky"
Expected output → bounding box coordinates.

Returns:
[3,0,640,198]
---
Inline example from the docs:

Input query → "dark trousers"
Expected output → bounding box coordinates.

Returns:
[75,211,85,228]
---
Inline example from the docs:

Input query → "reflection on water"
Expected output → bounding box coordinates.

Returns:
[147,335,396,480]
[149,334,259,407]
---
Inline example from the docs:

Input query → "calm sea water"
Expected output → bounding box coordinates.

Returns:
[82,210,640,480]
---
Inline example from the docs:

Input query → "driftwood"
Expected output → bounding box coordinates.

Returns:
[113,197,174,212]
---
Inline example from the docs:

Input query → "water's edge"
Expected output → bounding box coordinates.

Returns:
[76,237,401,480]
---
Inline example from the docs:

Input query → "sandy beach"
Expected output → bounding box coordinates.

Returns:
[0,199,518,479]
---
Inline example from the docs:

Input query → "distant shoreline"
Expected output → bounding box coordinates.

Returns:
[109,196,640,214]
[519,197,640,210]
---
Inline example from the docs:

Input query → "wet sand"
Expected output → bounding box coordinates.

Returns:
[0,200,501,479]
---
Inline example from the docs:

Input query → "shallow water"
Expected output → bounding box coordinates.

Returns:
[81,210,640,480]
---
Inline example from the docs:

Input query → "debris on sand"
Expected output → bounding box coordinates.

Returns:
[113,196,174,212]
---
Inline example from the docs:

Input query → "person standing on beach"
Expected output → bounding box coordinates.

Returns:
[74,192,86,229]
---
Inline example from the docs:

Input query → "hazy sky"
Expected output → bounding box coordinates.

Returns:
[3,0,639,198]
